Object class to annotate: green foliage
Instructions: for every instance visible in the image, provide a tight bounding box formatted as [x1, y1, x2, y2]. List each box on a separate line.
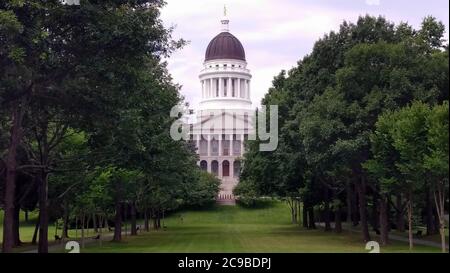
[240, 14, 448, 237]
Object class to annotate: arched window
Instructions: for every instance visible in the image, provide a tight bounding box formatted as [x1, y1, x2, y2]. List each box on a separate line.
[211, 160, 219, 176]
[200, 160, 207, 171]
[222, 160, 230, 177]
[233, 161, 241, 178]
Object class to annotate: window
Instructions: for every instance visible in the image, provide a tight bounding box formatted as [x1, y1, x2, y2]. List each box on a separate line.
[211, 161, 219, 176]
[200, 160, 207, 171]
[222, 138, 230, 156]
[233, 140, 241, 155]
[222, 160, 230, 177]
[233, 161, 241, 178]
[211, 138, 219, 156]
[199, 138, 208, 156]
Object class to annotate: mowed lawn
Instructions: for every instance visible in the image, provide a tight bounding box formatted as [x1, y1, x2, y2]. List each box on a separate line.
[82, 201, 440, 253]
[0, 211, 106, 252]
[0, 201, 442, 253]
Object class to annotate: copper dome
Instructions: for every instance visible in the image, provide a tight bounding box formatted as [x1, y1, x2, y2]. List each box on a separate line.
[205, 32, 246, 62]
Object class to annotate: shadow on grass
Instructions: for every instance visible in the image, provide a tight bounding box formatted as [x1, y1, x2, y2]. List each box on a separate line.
[235, 198, 279, 209]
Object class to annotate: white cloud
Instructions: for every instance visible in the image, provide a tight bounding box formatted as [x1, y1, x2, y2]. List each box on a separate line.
[365, 0, 381, 6]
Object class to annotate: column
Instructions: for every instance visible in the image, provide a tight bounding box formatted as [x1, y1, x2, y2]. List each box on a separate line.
[219, 78, 223, 97]
[237, 78, 241, 98]
[228, 77, 231, 97]
[209, 79, 212, 98]
[207, 134, 211, 156]
[207, 159, 211, 173]
[247, 80, 250, 99]
[218, 134, 222, 156]
[201, 81, 204, 98]
[230, 159, 234, 179]
[218, 160, 223, 178]
[231, 134, 234, 156]
[196, 134, 200, 154]
[241, 134, 244, 156]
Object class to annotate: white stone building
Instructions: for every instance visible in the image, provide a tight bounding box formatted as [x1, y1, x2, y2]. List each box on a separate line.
[190, 13, 254, 201]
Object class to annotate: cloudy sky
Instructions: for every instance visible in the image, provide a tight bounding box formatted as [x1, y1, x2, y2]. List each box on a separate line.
[160, 0, 449, 109]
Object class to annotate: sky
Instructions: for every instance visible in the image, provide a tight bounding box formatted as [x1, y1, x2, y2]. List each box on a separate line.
[160, 0, 449, 110]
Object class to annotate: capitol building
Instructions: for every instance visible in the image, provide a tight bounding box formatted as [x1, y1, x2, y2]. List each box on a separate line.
[190, 12, 255, 203]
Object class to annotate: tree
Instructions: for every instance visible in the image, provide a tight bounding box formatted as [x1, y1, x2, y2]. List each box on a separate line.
[367, 102, 447, 249]
[1, 0, 185, 252]
[424, 101, 449, 252]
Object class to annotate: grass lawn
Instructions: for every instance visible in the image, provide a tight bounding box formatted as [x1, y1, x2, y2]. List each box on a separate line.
[1, 201, 443, 253]
[82, 201, 439, 253]
[0, 210, 108, 252]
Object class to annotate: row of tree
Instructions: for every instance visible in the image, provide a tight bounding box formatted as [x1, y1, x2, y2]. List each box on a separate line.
[235, 15, 449, 252]
[1, 0, 219, 253]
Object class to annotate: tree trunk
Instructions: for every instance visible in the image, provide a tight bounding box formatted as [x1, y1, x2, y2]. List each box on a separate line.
[324, 189, 331, 231]
[357, 176, 371, 242]
[86, 215, 90, 236]
[124, 204, 128, 236]
[407, 190, 413, 250]
[2, 105, 24, 253]
[38, 172, 49, 253]
[25, 210, 29, 223]
[153, 217, 157, 230]
[307, 207, 316, 229]
[81, 214, 85, 249]
[75, 216, 78, 240]
[144, 209, 150, 232]
[93, 213, 98, 233]
[335, 208, 342, 233]
[130, 202, 137, 236]
[31, 215, 40, 245]
[426, 188, 437, 235]
[157, 216, 161, 229]
[302, 204, 308, 228]
[345, 181, 352, 223]
[113, 201, 122, 241]
[113, 179, 123, 241]
[396, 193, 405, 232]
[352, 183, 359, 226]
[433, 183, 447, 253]
[62, 201, 69, 239]
[13, 205, 21, 246]
[379, 195, 389, 246]
[371, 195, 379, 231]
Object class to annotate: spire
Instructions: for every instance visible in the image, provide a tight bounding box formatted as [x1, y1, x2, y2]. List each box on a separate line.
[221, 5, 229, 32]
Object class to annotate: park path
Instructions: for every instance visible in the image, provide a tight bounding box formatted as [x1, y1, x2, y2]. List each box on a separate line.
[316, 222, 448, 249]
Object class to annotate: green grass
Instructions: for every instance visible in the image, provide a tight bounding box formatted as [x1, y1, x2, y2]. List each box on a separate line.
[1, 202, 443, 253]
[82, 201, 439, 253]
[0, 210, 108, 252]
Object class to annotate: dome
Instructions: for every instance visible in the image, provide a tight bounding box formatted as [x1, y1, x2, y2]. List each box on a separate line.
[205, 32, 246, 62]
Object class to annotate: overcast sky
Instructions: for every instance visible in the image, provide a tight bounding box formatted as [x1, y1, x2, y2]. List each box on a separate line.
[160, 0, 449, 109]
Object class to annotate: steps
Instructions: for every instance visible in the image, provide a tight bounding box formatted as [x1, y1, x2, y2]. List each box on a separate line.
[216, 198, 236, 206]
